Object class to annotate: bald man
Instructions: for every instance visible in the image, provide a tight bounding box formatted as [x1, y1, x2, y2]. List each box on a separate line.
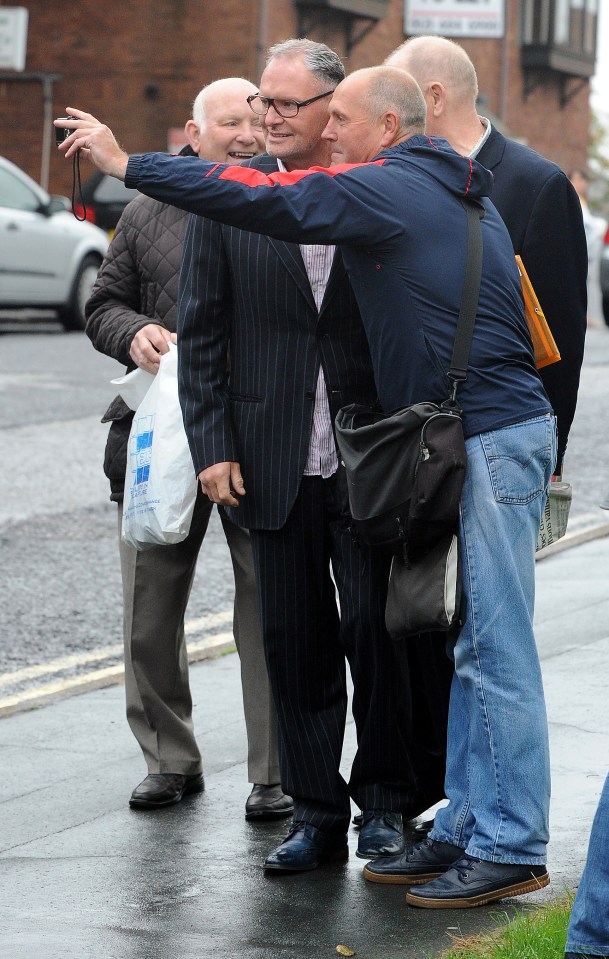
[386, 35, 587, 474]
[86, 78, 292, 821]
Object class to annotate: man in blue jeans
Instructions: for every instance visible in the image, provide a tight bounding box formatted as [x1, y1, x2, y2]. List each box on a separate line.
[56, 63, 556, 907]
[565, 772, 609, 957]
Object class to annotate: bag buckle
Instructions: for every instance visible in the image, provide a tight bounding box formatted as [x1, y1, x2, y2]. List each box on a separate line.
[441, 378, 463, 416]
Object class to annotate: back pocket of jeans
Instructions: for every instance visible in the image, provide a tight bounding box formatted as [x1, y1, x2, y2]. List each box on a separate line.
[481, 417, 552, 505]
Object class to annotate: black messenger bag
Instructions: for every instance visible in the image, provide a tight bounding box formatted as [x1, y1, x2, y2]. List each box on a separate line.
[335, 400, 467, 561]
[335, 197, 484, 565]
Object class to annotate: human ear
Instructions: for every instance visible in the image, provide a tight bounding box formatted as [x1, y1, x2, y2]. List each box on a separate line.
[380, 111, 400, 147]
[184, 119, 201, 154]
[427, 82, 445, 117]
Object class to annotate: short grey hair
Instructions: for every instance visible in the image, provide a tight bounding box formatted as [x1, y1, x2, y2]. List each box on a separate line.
[191, 89, 208, 135]
[360, 67, 427, 132]
[266, 38, 345, 89]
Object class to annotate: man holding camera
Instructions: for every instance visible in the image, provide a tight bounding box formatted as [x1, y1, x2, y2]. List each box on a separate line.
[56, 61, 556, 906]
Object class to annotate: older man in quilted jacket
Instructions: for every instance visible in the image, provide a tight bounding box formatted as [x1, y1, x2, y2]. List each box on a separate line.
[85, 77, 291, 820]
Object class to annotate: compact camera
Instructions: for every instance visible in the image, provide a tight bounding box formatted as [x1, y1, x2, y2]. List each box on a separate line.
[55, 118, 73, 147]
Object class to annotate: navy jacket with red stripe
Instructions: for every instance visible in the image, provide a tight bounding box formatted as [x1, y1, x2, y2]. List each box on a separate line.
[126, 134, 552, 441]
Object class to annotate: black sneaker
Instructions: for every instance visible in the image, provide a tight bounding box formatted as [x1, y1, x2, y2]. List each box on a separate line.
[363, 837, 464, 884]
[405, 855, 550, 908]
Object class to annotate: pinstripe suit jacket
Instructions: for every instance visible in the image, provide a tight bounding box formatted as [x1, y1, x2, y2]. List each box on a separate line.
[177, 153, 379, 531]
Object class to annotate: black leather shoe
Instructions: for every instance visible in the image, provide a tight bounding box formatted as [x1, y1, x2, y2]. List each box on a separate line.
[129, 772, 204, 809]
[245, 784, 294, 821]
[363, 837, 464, 884]
[353, 790, 445, 828]
[405, 855, 550, 908]
[264, 821, 349, 872]
[356, 810, 405, 859]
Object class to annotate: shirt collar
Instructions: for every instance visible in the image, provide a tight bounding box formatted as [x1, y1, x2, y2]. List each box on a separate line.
[468, 117, 492, 158]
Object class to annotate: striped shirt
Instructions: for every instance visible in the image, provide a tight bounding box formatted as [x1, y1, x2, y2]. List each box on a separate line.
[300, 243, 337, 477]
[277, 158, 338, 478]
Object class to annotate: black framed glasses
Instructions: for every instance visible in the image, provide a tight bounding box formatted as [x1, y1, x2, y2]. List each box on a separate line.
[246, 90, 334, 119]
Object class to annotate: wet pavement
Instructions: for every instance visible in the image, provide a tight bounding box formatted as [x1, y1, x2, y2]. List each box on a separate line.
[1, 531, 608, 959]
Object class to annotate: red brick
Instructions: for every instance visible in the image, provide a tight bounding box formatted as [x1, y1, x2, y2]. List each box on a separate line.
[0, 0, 591, 197]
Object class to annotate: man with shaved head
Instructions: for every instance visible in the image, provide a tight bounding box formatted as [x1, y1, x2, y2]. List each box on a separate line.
[59, 62, 557, 907]
[386, 35, 587, 476]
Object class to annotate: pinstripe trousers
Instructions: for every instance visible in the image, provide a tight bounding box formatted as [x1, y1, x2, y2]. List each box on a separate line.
[250, 472, 438, 834]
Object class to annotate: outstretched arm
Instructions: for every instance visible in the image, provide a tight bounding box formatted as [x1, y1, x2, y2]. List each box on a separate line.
[55, 110, 398, 248]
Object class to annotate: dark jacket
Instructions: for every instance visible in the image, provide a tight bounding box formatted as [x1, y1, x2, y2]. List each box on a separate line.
[477, 127, 587, 467]
[177, 153, 379, 530]
[85, 192, 189, 500]
[127, 135, 551, 462]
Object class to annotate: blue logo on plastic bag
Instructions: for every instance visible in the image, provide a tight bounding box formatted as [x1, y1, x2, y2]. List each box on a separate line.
[128, 414, 155, 492]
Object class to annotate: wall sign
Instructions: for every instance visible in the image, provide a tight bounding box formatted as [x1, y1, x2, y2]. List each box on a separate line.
[0, 7, 28, 71]
[405, 0, 504, 38]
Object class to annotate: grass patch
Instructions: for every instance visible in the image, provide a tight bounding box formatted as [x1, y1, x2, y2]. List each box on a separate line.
[439, 896, 572, 959]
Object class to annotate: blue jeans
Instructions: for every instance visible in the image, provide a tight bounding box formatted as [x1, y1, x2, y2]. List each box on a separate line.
[565, 771, 609, 956]
[431, 413, 556, 864]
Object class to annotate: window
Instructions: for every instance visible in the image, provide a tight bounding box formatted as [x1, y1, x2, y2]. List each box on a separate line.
[0, 166, 41, 213]
[521, 0, 598, 77]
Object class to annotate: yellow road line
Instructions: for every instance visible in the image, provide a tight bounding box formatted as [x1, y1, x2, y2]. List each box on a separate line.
[0, 664, 126, 709]
[0, 645, 123, 687]
[0, 631, 236, 717]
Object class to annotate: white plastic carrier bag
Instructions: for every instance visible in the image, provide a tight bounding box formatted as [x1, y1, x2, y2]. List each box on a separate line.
[121, 343, 197, 550]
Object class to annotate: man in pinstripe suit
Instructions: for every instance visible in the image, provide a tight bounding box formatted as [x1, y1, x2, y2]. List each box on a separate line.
[179, 40, 449, 872]
[178, 39, 451, 872]
[66, 40, 449, 872]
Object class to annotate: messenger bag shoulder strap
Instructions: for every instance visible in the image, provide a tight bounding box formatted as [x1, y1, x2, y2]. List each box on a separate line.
[446, 197, 485, 394]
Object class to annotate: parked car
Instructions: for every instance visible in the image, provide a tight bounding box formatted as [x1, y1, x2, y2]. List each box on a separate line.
[0, 155, 109, 330]
[74, 169, 139, 234]
[601, 222, 609, 325]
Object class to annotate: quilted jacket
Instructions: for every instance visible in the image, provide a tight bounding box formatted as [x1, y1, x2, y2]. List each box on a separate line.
[85, 190, 190, 501]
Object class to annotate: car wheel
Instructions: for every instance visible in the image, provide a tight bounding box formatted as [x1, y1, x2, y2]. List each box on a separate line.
[58, 254, 101, 331]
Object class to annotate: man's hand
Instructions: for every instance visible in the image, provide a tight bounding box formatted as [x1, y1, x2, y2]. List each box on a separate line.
[130, 325, 177, 374]
[54, 109, 129, 180]
[199, 462, 245, 507]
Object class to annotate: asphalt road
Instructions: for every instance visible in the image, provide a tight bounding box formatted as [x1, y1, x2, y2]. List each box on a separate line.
[0, 315, 240, 709]
[1, 314, 609, 709]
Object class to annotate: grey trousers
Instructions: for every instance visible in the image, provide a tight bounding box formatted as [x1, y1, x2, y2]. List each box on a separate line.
[117, 492, 280, 783]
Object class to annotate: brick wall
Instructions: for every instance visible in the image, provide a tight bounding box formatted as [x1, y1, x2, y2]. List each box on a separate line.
[0, 0, 592, 197]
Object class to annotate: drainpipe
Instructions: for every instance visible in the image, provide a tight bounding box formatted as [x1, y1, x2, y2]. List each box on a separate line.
[498, 0, 511, 123]
[256, 0, 268, 83]
[0, 72, 61, 190]
[40, 74, 55, 190]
